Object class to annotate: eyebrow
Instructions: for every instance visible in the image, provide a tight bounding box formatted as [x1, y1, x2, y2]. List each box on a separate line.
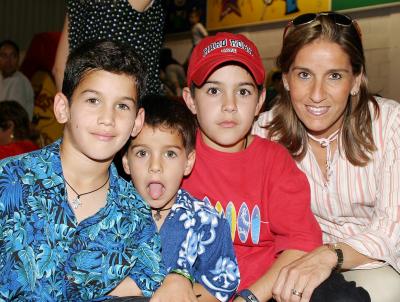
[130, 143, 184, 150]
[291, 66, 351, 73]
[80, 89, 136, 103]
[204, 80, 256, 87]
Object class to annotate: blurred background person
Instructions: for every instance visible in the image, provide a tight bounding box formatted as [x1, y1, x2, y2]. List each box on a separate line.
[0, 100, 38, 160]
[159, 48, 186, 97]
[0, 40, 34, 121]
[52, 0, 165, 94]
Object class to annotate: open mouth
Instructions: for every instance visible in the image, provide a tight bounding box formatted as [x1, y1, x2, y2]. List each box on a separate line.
[147, 182, 165, 200]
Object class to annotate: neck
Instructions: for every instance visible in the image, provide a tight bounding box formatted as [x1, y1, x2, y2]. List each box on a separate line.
[60, 141, 111, 185]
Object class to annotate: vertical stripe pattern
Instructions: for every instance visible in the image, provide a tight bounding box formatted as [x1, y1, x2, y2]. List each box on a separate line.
[253, 97, 400, 272]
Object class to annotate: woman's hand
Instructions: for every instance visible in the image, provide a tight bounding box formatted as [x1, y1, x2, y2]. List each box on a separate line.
[272, 245, 337, 302]
[150, 273, 198, 302]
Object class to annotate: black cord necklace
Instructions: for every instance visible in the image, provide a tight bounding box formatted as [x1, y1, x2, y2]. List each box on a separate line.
[151, 206, 173, 221]
[65, 174, 110, 209]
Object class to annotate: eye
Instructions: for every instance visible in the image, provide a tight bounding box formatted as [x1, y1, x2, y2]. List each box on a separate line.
[298, 71, 310, 79]
[135, 149, 148, 158]
[87, 98, 99, 104]
[117, 103, 131, 111]
[206, 87, 220, 95]
[165, 150, 177, 159]
[329, 72, 342, 80]
[238, 88, 251, 96]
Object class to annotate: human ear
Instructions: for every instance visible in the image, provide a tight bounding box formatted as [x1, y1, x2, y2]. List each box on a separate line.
[282, 74, 290, 91]
[121, 152, 132, 175]
[351, 73, 363, 96]
[183, 150, 196, 176]
[182, 87, 197, 115]
[131, 108, 144, 137]
[53, 92, 70, 124]
[255, 88, 266, 116]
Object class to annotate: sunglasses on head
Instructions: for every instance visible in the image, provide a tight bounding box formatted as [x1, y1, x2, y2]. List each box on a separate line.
[283, 12, 362, 39]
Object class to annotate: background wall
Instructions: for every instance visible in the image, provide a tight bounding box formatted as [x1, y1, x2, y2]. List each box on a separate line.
[0, 2, 399, 100]
[0, 0, 65, 51]
[165, 5, 400, 100]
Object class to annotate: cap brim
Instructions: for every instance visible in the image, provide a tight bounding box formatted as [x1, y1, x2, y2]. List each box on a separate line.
[190, 54, 264, 87]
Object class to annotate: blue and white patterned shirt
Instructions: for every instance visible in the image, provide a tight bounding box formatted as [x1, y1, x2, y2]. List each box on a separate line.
[0, 140, 166, 301]
[160, 189, 240, 302]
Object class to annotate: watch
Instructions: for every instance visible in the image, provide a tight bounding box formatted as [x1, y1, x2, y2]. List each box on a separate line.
[234, 289, 259, 302]
[326, 243, 344, 272]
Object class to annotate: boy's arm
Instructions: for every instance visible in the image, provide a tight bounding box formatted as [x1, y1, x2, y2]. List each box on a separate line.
[108, 277, 143, 297]
[150, 273, 197, 302]
[193, 283, 219, 302]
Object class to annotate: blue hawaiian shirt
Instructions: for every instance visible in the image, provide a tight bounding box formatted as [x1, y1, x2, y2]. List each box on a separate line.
[160, 189, 239, 302]
[0, 140, 166, 301]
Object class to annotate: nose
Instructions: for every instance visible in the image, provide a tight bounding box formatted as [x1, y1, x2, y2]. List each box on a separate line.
[149, 155, 162, 174]
[309, 79, 326, 103]
[222, 95, 238, 113]
[97, 106, 115, 126]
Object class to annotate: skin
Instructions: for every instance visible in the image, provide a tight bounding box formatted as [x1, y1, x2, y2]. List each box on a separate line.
[184, 64, 310, 301]
[123, 125, 196, 229]
[282, 39, 361, 139]
[0, 44, 19, 78]
[123, 125, 218, 302]
[272, 39, 374, 302]
[54, 69, 144, 297]
[0, 122, 13, 145]
[52, 0, 154, 91]
[183, 65, 265, 153]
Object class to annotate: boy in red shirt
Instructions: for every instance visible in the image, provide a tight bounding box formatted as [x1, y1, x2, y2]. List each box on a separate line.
[182, 32, 369, 302]
[181, 31, 321, 301]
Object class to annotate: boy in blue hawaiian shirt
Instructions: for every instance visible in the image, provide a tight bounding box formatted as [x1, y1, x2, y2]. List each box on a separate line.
[0, 40, 166, 301]
[122, 95, 240, 302]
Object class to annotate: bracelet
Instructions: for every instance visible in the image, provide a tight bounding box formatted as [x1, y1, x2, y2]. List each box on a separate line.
[325, 243, 344, 272]
[170, 268, 195, 286]
[234, 289, 259, 302]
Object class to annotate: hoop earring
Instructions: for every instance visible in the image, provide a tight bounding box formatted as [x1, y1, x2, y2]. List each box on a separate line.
[351, 90, 359, 96]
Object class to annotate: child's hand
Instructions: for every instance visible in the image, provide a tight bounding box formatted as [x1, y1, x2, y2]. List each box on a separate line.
[150, 273, 198, 302]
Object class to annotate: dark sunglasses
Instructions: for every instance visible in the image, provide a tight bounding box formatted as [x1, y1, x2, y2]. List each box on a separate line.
[283, 12, 362, 39]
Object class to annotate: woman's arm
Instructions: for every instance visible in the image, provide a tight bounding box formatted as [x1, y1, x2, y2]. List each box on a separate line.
[271, 243, 375, 302]
[234, 249, 306, 301]
[52, 15, 69, 91]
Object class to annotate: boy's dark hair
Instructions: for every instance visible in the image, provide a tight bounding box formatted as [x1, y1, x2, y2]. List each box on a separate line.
[0, 39, 19, 54]
[140, 94, 197, 153]
[62, 40, 148, 103]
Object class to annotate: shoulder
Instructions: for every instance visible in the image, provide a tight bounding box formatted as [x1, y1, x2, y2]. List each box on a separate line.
[13, 71, 31, 85]
[176, 189, 224, 219]
[111, 172, 155, 222]
[251, 135, 293, 159]
[252, 110, 275, 138]
[0, 141, 58, 172]
[373, 97, 400, 120]
[370, 97, 400, 150]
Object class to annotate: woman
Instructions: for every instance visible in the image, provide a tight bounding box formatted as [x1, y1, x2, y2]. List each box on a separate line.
[52, 0, 164, 94]
[0, 100, 38, 160]
[253, 12, 400, 302]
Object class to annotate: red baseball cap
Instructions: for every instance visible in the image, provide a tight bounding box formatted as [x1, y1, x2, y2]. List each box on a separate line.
[187, 32, 265, 87]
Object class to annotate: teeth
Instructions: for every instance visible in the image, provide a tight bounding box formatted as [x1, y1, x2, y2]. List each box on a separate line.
[306, 106, 329, 116]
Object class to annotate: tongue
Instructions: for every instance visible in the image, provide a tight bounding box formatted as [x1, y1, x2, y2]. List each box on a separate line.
[149, 183, 164, 199]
